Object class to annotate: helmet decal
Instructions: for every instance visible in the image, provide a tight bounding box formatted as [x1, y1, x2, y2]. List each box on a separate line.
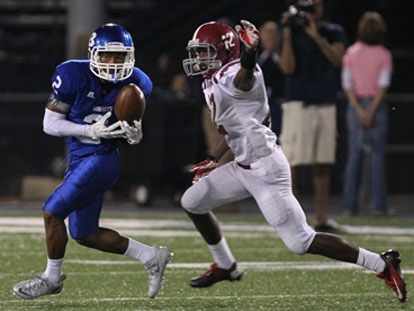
[222, 32, 237, 50]
[89, 32, 97, 49]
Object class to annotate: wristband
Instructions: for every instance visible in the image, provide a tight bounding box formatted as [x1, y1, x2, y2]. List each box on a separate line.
[240, 49, 257, 70]
[207, 155, 219, 163]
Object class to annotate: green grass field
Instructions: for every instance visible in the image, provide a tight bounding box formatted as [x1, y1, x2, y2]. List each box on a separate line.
[0, 211, 413, 311]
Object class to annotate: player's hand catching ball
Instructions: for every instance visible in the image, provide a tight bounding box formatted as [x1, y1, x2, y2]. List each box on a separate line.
[190, 156, 219, 184]
[120, 120, 143, 145]
[89, 112, 126, 140]
[235, 20, 259, 51]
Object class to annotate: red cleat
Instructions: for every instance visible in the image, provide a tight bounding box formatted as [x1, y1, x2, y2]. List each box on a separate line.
[377, 249, 407, 303]
[190, 262, 243, 288]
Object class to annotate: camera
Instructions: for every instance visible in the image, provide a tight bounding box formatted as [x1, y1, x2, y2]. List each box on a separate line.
[286, 0, 315, 31]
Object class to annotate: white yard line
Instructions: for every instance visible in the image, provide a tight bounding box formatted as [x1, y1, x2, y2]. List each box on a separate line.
[1, 266, 413, 278]
[61, 260, 414, 274]
[64, 260, 361, 270]
[0, 217, 414, 235]
[0, 226, 270, 238]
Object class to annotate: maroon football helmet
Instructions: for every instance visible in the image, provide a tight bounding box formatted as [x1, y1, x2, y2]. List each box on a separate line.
[183, 21, 240, 78]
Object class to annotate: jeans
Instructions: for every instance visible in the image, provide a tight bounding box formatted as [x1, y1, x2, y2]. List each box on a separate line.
[343, 98, 388, 213]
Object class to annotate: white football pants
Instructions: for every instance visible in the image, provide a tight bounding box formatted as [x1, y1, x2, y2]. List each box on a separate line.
[181, 146, 316, 255]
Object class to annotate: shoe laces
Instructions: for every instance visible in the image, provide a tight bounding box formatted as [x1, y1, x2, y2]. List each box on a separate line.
[23, 276, 47, 291]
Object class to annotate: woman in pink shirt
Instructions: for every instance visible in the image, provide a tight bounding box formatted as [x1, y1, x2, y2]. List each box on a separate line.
[342, 12, 392, 216]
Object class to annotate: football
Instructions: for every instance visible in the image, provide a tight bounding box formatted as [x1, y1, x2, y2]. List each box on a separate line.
[114, 83, 146, 124]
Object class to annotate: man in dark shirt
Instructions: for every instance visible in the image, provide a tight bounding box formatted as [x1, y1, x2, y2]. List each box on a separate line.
[279, 0, 347, 232]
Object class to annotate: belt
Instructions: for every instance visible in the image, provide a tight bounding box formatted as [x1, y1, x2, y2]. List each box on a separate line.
[237, 162, 251, 170]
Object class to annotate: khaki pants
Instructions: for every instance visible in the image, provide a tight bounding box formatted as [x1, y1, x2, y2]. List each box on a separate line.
[279, 101, 336, 167]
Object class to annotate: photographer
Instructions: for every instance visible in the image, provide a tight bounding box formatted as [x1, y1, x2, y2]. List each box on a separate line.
[279, 0, 348, 232]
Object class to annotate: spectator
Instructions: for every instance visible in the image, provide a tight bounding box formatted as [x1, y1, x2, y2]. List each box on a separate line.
[169, 73, 190, 99]
[279, 0, 347, 232]
[342, 11, 392, 216]
[151, 51, 176, 90]
[258, 21, 285, 136]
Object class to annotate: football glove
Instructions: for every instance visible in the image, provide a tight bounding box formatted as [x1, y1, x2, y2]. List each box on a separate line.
[190, 156, 219, 184]
[120, 120, 143, 145]
[235, 20, 259, 50]
[89, 112, 125, 139]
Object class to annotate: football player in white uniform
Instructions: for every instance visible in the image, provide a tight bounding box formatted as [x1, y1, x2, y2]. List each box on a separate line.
[181, 20, 406, 303]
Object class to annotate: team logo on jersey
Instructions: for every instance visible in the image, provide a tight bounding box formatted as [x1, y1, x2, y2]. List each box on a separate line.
[87, 91, 96, 99]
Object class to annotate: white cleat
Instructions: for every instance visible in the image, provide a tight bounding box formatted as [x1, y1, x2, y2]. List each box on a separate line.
[13, 274, 66, 300]
[145, 245, 173, 298]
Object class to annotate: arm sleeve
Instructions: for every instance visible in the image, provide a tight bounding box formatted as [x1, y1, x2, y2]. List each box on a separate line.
[43, 108, 91, 137]
[378, 51, 392, 87]
[378, 69, 391, 88]
[341, 66, 353, 90]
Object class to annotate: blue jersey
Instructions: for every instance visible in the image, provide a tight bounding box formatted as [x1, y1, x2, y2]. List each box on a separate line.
[51, 60, 152, 157]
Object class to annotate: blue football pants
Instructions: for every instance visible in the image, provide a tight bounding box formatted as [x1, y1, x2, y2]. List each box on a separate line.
[43, 150, 120, 239]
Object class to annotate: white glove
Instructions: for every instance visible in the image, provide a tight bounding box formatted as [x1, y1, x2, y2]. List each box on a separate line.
[235, 20, 260, 50]
[89, 112, 125, 139]
[120, 120, 143, 145]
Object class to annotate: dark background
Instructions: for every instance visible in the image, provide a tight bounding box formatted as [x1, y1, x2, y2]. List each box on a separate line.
[0, 0, 413, 200]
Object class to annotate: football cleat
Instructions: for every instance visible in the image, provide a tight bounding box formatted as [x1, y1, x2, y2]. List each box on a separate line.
[145, 245, 173, 298]
[377, 249, 407, 303]
[190, 262, 243, 288]
[13, 274, 66, 300]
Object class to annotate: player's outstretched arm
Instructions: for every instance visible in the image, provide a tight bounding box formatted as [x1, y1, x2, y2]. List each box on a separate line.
[43, 100, 124, 139]
[234, 20, 259, 91]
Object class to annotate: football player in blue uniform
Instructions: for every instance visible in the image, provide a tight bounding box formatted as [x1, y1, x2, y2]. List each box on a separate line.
[13, 23, 172, 300]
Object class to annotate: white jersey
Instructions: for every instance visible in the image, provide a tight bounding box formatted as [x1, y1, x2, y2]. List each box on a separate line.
[202, 59, 277, 165]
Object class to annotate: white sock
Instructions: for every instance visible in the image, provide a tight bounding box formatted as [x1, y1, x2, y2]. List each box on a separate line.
[44, 257, 64, 285]
[208, 237, 236, 269]
[356, 248, 386, 274]
[124, 238, 155, 264]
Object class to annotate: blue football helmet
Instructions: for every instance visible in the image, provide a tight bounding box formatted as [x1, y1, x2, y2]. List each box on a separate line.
[88, 23, 135, 82]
